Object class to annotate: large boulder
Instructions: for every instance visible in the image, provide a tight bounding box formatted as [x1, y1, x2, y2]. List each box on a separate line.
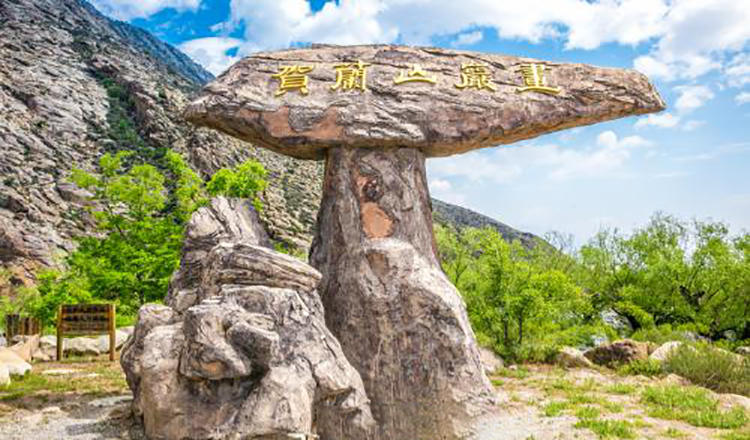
[0, 348, 32, 375]
[9, 334, 40, 362]
[649, 341, 683, 362]
[584, 339, 649, 368]
[554, 347, 595, 369]
[166, 196, 272, 313]
[121, 199, 374, 440]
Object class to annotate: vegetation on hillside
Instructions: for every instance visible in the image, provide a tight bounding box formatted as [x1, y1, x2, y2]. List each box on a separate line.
[0, 150, 267, 326]
[436, 213, 750, 362]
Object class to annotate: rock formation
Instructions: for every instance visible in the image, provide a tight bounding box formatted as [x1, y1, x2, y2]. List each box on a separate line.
[584, 339, 650, 367]
[186, 44, 666, 439]
[121, 197, 374, 440]
[0, 2, 537, 285]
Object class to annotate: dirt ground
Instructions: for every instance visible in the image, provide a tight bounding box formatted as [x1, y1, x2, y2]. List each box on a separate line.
[0, 361, 747, 439]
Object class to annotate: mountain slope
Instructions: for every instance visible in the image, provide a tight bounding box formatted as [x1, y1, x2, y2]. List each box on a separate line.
[0, 0, 539, 285]
[432, 199, 540, 247]
[0, 0, 321, 282]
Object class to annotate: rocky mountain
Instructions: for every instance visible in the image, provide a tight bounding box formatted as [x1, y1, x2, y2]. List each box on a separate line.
[0, 0, 537, 285]
[432, 199, 540, 247]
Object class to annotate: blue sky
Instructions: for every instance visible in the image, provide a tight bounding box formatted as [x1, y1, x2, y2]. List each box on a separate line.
[91, 0, 750, 244]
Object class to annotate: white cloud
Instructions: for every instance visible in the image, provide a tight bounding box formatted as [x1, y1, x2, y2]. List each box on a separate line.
[179, 37, 243, 75]
[547, 131, 651, 181]
[429, 179, 452, 192]
[736, 92, 750, 105]
[635, 85, 713, 131]
[681, 119, 705, 131]
[674, 85, 714, 113]
[90, 0, 201, 20]
[429, 131, 651, 184]
[635, 113, 681, 129]
[727, 53, 750, 87]
[451, 31, 483, 47]
[633, 0, 750, 81]
[217, 0, 674, 53]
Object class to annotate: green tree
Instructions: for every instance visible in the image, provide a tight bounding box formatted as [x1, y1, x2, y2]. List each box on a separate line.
[14, 151, 270, 323]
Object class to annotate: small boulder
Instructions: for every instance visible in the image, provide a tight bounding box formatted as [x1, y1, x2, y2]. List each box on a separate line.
[478, 347, 504, 375]
[94, 330, 130, 353]
[649, 341, 683, 362]
[660, 373, 691, 387]
[65, 337, 101, 356]
[736, 346, 750, 357]
[0, 348, 32, 375]
[584, 339, 648, 368]
[720, 394, 750, 412]
[554, 347, 595, 369]
[10, 334, 40, 362]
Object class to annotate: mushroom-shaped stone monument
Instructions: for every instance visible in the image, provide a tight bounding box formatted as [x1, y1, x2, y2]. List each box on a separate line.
[185, 45, 665, 439]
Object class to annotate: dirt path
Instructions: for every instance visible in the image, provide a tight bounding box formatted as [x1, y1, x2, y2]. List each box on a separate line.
[0, 362, 747, 439]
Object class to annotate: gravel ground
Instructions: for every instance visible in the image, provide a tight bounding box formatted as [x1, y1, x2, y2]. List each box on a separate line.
[0, 395, 146, 440]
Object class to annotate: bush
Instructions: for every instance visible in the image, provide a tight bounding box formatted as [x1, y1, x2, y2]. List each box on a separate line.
[631, 324, 703, 345]
[642, 384, 748, 429]
[618, 359, 663, 377]
[663, 343, 750, 396]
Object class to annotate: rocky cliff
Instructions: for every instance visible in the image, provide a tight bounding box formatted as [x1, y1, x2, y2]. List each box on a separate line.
[0, 0, 536, 284]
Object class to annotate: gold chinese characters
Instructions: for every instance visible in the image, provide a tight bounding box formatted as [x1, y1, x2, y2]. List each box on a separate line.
[271, 61, 562, 97]
[271, 65, 314, 96]
[516, 63, 561, 95]
[331, 60, 370, 91]
[455, 62, 497, 91]
[394, 65, 437, 85]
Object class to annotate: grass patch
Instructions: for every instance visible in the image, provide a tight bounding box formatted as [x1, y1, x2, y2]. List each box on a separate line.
[575, 419, 636, 439]
[0, 359, 127, 404]
[721, 431, 750, 440]
[662, 427, 687, 438]
[490, 379, 504, 387]
[600, 401, 625, 413]
[641, 385, 748, 429]
[605, 383, 638, 395]
[617, 359, 663, 377]
[663, 343, 750, 397]
[495, 366, 531, 379]
[575, 405, 601, 420]
[542, 401, 570, 417]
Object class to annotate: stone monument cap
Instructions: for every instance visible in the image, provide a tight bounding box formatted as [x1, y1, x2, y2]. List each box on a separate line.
[185, 44, 665, 160]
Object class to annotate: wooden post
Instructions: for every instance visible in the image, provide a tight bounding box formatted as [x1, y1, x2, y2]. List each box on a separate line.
[56, 305, 63, 361]
[108, 304, 116, 361]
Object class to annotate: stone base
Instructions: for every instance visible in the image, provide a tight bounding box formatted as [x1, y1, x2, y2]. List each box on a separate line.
[311, 147, 496, 439]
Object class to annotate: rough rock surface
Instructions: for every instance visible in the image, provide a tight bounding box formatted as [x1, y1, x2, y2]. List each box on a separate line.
[166, 196, 273, 313]
[186, 44, 666, 160]
[478, 347, 504, 375]
[649, 341, 683, 362]
[584, 339, 649, 367]
[554, 347, 595, 369]
[0, 0, 325, 281]
[310, 147, 496, 439]
[121, 199, 374, 440]
[0, 348, 32, 376]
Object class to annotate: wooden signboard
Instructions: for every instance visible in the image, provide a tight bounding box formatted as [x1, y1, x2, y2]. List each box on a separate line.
[57, 304, 116, 361]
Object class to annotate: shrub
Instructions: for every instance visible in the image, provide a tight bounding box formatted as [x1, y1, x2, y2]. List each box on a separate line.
[631, 324, 702, 345]
[618, 359, 663, 377]
[663, 343, 750, 396]
[642, 384, 748, 429]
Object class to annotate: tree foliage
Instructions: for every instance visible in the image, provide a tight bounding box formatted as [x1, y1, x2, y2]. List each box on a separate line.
[9, 151, 267, 325]
[435, 213, 750, 362]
